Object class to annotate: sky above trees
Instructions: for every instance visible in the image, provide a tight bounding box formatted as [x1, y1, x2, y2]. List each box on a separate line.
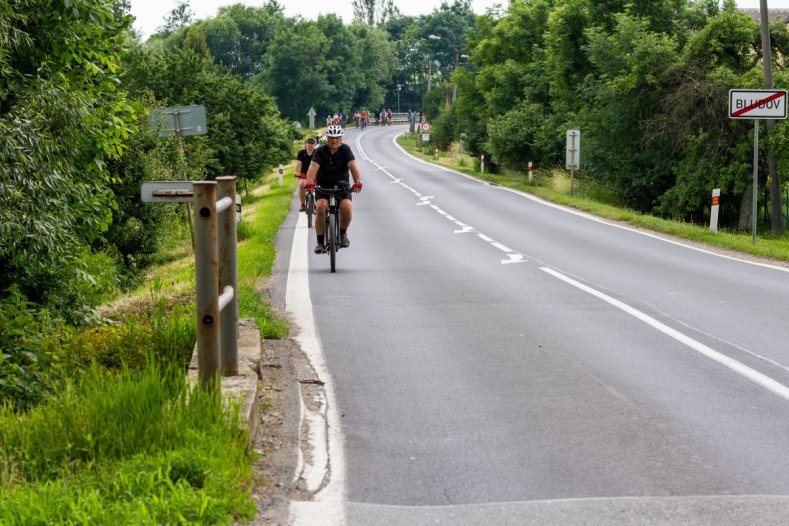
[128, 0, 503, 38]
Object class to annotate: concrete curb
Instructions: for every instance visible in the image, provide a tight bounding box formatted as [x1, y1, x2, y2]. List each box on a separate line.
[188, 317, 261, 444]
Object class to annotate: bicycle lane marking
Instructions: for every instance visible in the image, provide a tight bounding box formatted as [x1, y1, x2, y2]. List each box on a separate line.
[286, 210, 348, 525]
[355, 132, 527, 265]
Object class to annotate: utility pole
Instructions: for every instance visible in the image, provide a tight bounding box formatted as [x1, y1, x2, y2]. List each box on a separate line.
[451, 47, 459, 103]
[427, 55, 433, 93]
[760, 0, 784, 234]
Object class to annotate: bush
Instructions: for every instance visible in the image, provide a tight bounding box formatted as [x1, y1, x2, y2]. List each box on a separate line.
[0, 288, 66, 412]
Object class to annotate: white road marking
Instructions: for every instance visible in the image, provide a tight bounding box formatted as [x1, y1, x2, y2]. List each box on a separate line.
[362, 139, 528, 264]
[286, 211, 348, 517]
[502, 254, 527, 265]
[540, 266, 789, 402]
[391, 131, 789, 275]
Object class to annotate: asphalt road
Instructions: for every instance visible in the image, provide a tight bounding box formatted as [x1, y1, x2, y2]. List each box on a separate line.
[285, 124, 789, 524]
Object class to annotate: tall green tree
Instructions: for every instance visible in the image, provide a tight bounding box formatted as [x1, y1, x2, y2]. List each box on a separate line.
[1, 0, 135, 315]
[122, 31, 292, 185]
[353, 0, 399, 25]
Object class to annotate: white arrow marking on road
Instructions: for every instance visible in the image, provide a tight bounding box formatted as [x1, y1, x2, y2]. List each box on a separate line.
[502, 254, 527, 264]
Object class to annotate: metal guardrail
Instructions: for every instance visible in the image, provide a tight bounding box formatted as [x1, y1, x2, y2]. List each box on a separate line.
[141, 176, 239, 387]
[194, 177, 239, 384]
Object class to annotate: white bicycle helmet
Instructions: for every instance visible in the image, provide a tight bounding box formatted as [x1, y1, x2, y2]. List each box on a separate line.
[326, 124, 344, 137]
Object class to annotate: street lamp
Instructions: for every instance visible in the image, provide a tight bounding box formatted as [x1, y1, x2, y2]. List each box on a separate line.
[427, 34, 441, 93]
[428, 34, 464, 103]
[397, 84, 402, 113]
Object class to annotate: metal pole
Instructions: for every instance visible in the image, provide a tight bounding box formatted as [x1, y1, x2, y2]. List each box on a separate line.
[753, 119, 759, 245]
[173, 110, 184, 152]
[452, 47, 459, 103]
[570, 133, 576, 196]
[216, 176, 239, 376]
[193, 181, 221, 387]
[427, 54, 434, 93]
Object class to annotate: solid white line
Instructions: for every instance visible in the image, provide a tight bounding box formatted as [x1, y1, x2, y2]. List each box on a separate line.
[286, 212, 347, 504]
[540, 266, 789, 402]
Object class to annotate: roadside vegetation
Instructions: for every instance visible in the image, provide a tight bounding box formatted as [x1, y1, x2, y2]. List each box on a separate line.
[0, 166, 297, 524]
[398, 132, 789, 262]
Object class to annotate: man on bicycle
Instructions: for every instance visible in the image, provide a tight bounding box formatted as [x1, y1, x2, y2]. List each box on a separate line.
[294, 137, 316, 212]
[305, 124, 362, 254]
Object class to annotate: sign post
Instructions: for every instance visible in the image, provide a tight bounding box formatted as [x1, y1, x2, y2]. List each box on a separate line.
[421, 121, 431, 143]
[149, 105, 207, 151]
[566, 130, 580, 195]
[728, 89, 788, 244]
[307, 107, 316, 130]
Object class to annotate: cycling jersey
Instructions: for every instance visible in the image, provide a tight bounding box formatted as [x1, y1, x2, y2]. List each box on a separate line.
[312, 143, 355, 188]
[296, 148, 314, 178]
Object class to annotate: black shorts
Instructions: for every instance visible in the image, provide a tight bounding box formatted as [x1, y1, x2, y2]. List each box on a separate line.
[316, 183, 352, 202]
[316, 189, 352, 202]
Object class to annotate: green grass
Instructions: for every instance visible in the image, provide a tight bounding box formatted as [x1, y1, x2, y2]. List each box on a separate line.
[396, 133, 789, 262]
[0, 363, 254, 525]
[236, 176, 297, 339]
[0, 167, 299, 524]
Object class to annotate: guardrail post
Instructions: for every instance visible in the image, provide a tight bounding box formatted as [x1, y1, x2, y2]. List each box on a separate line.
[194, 181, 221, 386]
[217, 176, 239, 375]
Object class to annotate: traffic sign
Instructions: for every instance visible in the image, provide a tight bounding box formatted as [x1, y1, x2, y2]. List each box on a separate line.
[421, 121, 431, 131]
[566, 129, 580, 170]
[141, 181, 193, 202]
[729, 89, 788, 120]
[149, 105, 207, 137]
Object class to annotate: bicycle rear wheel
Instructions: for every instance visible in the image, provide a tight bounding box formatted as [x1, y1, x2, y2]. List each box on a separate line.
[328, 213, 337, 272]
[306, 193, 315, 228]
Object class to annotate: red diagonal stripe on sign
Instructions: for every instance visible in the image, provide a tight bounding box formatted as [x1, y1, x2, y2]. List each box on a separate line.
[732, 91, 785, 117]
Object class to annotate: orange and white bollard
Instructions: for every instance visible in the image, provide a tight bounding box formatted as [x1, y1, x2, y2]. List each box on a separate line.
[710, 188, 720, 234]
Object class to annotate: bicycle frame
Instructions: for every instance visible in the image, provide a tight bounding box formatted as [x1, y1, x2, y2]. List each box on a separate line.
[317, 185, 347, 273]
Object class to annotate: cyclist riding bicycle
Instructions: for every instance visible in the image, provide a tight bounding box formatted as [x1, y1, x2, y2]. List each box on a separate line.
[305, 124, 362, 254]
[294, 137, 316, 211]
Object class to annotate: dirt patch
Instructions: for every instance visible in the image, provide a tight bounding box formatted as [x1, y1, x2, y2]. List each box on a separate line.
[246, 338, 302, 525]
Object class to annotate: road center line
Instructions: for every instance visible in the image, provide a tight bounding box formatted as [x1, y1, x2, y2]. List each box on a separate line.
[540, 266, 789, 402]
[362, 135, 526, 264]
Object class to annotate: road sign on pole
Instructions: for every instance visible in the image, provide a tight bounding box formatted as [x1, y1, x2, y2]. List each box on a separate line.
[149, 105, 207, 138]
[729, 89, 788, 244]
[566, 129, 580, 195]
[729, 89, 788, 119]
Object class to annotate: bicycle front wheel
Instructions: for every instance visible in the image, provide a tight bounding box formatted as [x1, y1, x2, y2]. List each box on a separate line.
[306, 193, 315, 228]
[328, 213, 337, 272]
